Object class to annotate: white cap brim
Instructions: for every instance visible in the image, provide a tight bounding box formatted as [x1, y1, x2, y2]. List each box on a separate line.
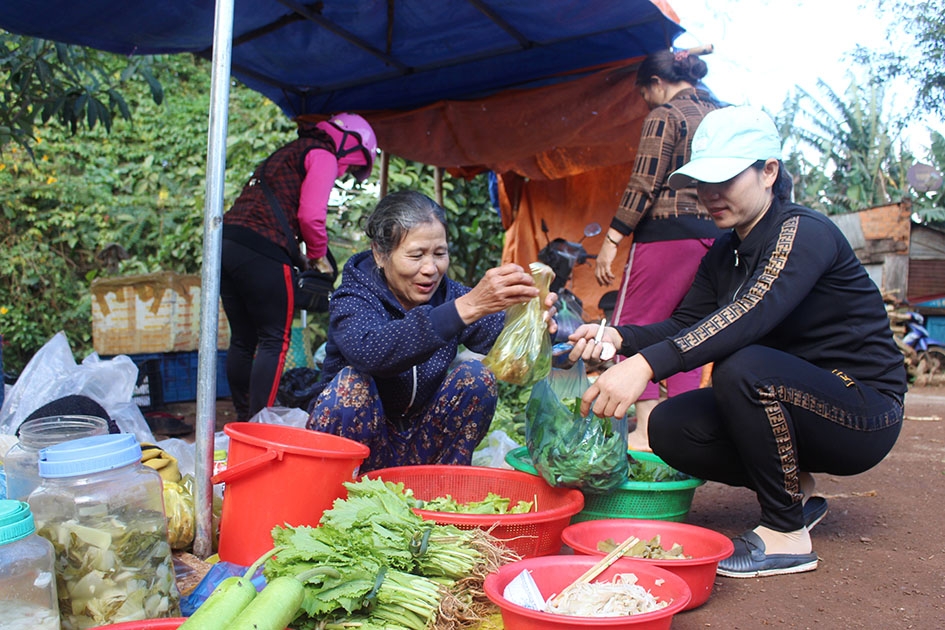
[668, 156, 758, 190]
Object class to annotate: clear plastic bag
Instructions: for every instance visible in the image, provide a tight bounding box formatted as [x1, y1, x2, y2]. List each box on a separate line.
[0, 332, 153, 441]
[482, 262, 554, 386]
[471, 429, 522, 469]
[552, 291, 585, 344]
[524, 369, 629, 494]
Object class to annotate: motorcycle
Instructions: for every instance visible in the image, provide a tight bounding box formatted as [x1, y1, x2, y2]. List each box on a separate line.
[537, 220, 601, 340]
[538, 219, 601, 314]
[902, 311, 945, 376]
[903, 311, 943, 352]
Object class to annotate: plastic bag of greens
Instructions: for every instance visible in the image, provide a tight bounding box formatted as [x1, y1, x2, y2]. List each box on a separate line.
[524, 377, 628, 494]
[547, 359, 591, 401]
[482, 262, 554, 386]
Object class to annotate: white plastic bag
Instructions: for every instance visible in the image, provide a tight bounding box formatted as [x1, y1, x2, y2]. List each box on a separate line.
[251, 406, 310, 428]
[0, 332, 154, 442]
[471, 429, 521, 469]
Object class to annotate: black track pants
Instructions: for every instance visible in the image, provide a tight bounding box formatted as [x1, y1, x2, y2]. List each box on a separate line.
[220, 238, 293, 421]
[649, 345, 903, 532]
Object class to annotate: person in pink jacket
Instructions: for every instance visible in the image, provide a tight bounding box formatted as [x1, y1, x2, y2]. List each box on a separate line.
[221, 113, 377, 421]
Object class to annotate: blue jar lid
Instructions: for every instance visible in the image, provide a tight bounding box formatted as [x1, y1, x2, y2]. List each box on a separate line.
[0, 500, 35, 545]
[38, 433, 142, 478]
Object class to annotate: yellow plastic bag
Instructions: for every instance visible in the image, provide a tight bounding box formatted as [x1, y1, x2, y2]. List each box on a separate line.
[163, 473, 196, 550]
[482, 262, 554, 386]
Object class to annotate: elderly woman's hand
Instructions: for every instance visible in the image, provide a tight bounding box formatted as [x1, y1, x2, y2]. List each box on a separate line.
[455, 263, 540, 324]
[543, 292, 559, 336]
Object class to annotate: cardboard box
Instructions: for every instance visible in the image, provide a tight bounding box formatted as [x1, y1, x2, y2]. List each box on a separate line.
[91, 272, 230, 356]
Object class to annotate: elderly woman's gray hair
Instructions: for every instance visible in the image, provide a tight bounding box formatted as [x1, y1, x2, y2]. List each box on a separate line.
[365, 190, 449, 259]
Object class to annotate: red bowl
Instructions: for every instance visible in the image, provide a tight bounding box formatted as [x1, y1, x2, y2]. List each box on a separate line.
[484, 554, 691, 630]
[561, 519, 734, 610]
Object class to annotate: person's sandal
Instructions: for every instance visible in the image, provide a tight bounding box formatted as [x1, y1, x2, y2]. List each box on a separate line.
[803, 496, 828, 531]
[716, 530, 818, 578]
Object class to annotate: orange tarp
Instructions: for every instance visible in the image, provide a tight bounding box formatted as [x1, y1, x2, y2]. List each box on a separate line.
[363, 59, 655, 321]
[365, 58, 650, 180]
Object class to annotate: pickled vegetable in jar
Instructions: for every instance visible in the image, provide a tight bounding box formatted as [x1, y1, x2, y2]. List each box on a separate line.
[28, 433, 180, 630]
[0, 499, 60, 630]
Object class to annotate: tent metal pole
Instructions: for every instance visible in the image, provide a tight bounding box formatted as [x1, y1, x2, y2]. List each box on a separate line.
[193, 0, 234, 559]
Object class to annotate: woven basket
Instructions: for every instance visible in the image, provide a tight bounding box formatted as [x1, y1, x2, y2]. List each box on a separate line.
[505, 447, 703, 522]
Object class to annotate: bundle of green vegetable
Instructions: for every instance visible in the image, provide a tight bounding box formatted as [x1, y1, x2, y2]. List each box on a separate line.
[525, 381, 629, 494]
[257, 477, 519, 630]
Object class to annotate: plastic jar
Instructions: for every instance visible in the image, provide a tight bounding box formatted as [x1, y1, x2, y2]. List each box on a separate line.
[4, 414, 110, 501]
[0, 499, 60, 629]
[28, 433, 180, 630]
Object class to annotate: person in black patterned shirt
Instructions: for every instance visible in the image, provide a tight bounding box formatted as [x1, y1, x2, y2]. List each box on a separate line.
[570, 106, 907, 578]
[595, 49, 724, 452]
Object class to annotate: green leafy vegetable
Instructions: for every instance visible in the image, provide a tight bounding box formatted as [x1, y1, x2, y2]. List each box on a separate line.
[262, 477, 519, 630]
[627, 458, 691, 483]
[420, 492, 533, 514]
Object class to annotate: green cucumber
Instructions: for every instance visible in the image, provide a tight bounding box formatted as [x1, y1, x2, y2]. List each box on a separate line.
[178, 576, 257, 629]
[229, 575, 305, 630]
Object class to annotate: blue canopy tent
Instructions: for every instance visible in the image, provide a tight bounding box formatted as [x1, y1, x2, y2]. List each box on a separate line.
[0, 0, 687, 557]
[0, 1, 683, 117]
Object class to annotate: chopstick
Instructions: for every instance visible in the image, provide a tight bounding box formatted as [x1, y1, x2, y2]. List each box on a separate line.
[594, 317, 607, 345]
[551, 534, 639, 604]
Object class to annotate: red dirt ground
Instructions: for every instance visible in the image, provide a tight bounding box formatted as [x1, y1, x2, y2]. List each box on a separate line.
[160, 385, 945, 629]
[674, 385, 945, 629]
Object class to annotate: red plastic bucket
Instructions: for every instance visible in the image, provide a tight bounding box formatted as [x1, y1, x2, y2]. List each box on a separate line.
[212, 422, 369, 565]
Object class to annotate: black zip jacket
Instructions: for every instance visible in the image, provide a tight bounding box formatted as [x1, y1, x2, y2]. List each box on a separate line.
[617, 198, 908, 400]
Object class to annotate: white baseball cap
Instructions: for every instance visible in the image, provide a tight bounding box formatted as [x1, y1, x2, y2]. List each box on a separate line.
[668, 105, 783, 190]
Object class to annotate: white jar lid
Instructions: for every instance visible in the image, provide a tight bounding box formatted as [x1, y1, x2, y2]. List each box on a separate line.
[38, 433, 142, 478]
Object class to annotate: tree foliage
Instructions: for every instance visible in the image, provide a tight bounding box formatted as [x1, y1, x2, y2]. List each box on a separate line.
[863, 0, 945, 117]
[777, 74, 911, 215]
[0, 47, 502, 375]
[1, 30, 163, 155]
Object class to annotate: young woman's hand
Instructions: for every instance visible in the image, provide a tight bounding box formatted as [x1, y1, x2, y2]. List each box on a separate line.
[580, 353, 654, 419]
[565, 323, 622, 369]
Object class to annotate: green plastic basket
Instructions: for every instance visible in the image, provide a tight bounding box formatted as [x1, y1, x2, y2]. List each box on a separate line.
[505, 446, 704, 523]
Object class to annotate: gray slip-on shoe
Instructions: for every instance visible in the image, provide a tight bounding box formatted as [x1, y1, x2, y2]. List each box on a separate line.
[803, 496, 828, 531]
[717, 530, 819, 578]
